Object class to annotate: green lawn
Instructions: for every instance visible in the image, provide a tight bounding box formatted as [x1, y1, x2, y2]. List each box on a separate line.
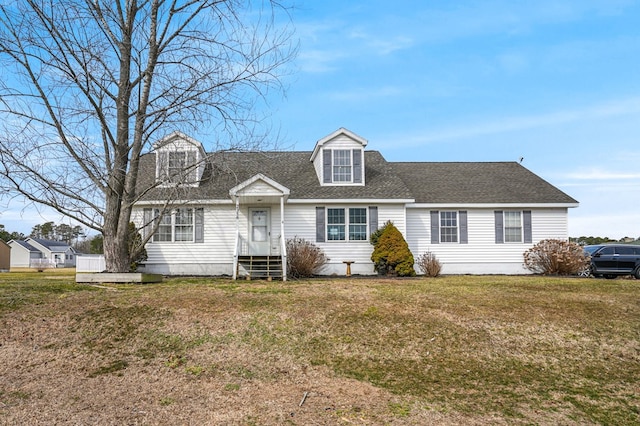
[1, 271, 638, 425]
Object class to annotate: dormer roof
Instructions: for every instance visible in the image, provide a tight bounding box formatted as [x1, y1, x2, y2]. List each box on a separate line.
[152, 131, 206, 155]
[310, 127, 368, 162]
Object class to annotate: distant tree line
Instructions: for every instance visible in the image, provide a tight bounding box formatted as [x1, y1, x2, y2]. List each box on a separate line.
[570, 236, 640, 246]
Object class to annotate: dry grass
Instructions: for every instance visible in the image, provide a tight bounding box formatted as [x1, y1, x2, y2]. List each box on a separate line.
[1, 270, 639, 425]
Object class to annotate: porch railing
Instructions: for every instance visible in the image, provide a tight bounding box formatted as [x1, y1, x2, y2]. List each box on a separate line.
[232, 233, 287, 280]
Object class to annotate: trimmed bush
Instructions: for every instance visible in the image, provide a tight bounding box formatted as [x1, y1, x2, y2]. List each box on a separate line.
[417, 251, 442, 277]
[523, 239, 589, 275]
[286, 236, 328, 278]
[371, 221, 416, 277]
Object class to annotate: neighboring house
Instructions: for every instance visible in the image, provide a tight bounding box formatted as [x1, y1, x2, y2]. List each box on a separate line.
[9, 238, 76, 268]
[133, 128, 578, 279]
[0, 240, 10, 271]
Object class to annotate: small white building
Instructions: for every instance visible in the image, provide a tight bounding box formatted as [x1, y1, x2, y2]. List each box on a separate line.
[132, 128, 579, 279]
[9, 238, 76, 269]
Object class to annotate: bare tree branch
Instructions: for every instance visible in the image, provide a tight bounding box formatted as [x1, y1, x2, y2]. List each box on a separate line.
[0, 0, 296, 271]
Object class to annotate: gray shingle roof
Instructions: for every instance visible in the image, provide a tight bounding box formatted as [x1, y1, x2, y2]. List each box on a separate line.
[135, 151, 577, 205]
[11, 240, 38, 251]
[137, 151, 414, 201]
[29, 238, 72, 251]
[392, 162, 578, 204]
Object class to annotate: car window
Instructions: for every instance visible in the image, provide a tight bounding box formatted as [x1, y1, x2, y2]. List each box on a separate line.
[583, 246, 602, 255]
[599, 247, 615, 255]
[616, 246, 635, 255]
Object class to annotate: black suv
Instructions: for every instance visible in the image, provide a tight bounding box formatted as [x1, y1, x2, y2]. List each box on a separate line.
[584, 244, 640, 279]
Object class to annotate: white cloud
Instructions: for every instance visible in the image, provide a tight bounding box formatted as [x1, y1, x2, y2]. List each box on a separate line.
[378, 96, 640, 148]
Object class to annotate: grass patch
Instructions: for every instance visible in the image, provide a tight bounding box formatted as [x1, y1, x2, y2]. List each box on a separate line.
[1, 273, 638, 424]
[88, 359, 129, 378]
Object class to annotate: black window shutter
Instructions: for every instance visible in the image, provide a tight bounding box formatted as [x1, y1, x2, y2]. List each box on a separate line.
[430, 211, 439, 244]
[323, 150, 332, 183]
[523, 210, 532, 243]
[495, 211, 504, 244]
[459, 211, 468, 244]
[195, 208, 204, 243]
[368, 206, 378, 237]
[353, 149, 362, 183]
[316, 207, 325, 242]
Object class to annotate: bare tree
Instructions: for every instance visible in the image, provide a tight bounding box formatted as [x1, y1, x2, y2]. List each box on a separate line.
[0, 0, 295, 272]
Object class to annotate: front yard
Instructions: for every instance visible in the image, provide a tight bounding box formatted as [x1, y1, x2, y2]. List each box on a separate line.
[1, 271, 638, 424]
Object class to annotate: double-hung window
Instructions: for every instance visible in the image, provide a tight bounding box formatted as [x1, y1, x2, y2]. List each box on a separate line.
[440, 211, 458, 243]
[349, 208, 367, 240]
[327, 207, 367, 241]
[504, 211, 522, 243]
[168, 152, 186, 178]
[153, 208, 194, 242]
[332, 150, 352, 182]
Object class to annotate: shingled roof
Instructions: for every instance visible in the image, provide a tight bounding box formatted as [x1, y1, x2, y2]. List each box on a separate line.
[137, 150, 415, 201]
[392, 162, 578, 204]
[135, 151, 577, 205]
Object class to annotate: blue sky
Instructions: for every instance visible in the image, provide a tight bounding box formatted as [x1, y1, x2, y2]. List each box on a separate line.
[1, 0, 639, 239]
[268, 0, 639, 239]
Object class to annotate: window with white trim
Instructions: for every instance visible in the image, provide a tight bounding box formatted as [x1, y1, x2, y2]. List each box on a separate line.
[504, 211, 522, 243]
[333, 150, 352, 182]
[168, 151, 187, 177]
[440, 211, 458, 243]
[153, 208, 195, 242]
[327, 207, 367, 241]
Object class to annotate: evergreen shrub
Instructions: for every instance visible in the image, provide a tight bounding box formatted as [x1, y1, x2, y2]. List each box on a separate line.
[370, 221, 416, 276]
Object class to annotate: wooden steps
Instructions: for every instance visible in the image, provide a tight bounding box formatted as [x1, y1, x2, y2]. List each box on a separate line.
[237, 255, 283, 280]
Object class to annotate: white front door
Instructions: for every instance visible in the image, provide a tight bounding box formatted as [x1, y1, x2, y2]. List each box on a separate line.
[249, 208, 271, 255]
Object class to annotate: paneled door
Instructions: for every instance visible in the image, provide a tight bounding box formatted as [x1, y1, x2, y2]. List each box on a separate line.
[248, 208, 271, 255]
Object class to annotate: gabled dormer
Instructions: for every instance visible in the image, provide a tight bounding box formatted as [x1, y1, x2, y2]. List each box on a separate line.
[153, 132, 206, 187]
[310, 128, 367, 186]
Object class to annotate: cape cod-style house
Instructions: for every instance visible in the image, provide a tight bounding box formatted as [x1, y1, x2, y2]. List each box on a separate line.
[133, 128, 578, 279]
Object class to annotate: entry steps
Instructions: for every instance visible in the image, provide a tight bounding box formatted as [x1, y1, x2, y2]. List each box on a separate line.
[237, 255, 283, 280]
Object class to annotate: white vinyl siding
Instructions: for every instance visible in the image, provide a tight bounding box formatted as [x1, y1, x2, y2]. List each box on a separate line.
[406, 208, 570, 274]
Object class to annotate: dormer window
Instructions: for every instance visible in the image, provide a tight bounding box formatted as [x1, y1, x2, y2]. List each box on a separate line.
[153, 132, 206, 187]
[322, 148, 363, 185]
[168, 152, 187, 177]
[333, 150, 352, 182]
[310, 128, 367, 186]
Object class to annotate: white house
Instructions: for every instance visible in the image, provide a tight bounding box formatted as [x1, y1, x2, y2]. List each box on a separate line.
[133, 128, 578, 279]
[9, 238, 76, 268]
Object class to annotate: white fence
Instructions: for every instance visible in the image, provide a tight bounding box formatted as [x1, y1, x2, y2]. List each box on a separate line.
[76, 255, 106, 273]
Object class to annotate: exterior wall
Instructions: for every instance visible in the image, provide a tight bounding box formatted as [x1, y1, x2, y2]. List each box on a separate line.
[0, 242, 10, 271]
[285, 203, 406, 275]
[135, 204, 237, 276]
[406, 207, 570, 274]
[136, 203, 570, 277]
[8, 245, 40, 268]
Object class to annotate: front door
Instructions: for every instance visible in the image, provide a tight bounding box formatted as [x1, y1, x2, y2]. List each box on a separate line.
[249, 208, 271, 255]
